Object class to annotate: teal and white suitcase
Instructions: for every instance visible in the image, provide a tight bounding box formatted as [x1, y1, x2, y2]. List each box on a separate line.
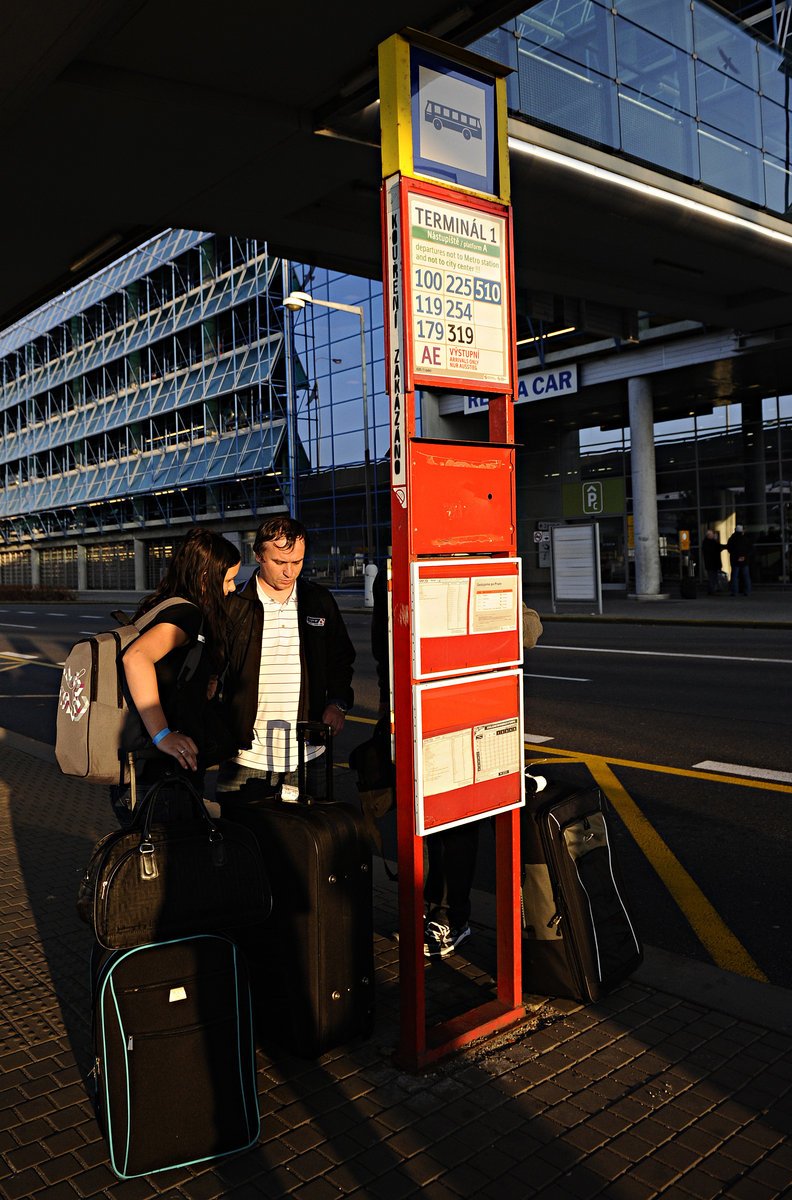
[92, 934, 259, 1179]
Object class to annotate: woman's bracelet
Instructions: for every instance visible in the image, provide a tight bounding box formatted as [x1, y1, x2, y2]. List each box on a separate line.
[152, 726, 171, 746]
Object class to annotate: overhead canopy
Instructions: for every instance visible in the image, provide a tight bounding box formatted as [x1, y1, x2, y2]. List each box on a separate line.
[1, 0, 792, 339]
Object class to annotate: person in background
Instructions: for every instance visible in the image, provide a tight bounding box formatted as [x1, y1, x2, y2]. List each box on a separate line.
[702, 529, 726, 595]
[120, 527, 241, 821]
[364, 560, 544, 959]
[726, 524, 752, 597]
[216, 516, 355, 809]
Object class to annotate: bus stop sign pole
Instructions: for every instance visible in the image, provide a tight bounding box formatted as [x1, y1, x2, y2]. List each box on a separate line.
[379, 30, 525, 1070]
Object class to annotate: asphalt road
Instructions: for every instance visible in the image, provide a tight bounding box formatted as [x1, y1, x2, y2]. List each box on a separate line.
[1, 603, 790, 989]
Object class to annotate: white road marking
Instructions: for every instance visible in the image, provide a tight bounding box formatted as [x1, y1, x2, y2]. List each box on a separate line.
[46, 612, 67, 617]
[537, 644, 792, 665]
[79, 615, 104, 620]
[693, 760, 792, 785]
[0, 622, 35, 629]
[0, 652, 40, 660]
[17, 610, 35, 614]
[524, 733, 554, 744]
[527, 672, 590, 682]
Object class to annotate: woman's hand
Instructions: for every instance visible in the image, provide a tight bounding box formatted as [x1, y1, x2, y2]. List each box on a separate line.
[157, 731, 199, 772]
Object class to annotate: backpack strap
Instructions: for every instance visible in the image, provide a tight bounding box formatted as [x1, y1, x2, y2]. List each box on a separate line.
[133, 596, 206, 685]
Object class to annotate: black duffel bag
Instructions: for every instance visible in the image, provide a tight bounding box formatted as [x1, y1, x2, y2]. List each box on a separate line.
[77, 773, 272, 948]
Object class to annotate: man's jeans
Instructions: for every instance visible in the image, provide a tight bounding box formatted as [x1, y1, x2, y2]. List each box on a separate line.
[730, 563, 752, 596]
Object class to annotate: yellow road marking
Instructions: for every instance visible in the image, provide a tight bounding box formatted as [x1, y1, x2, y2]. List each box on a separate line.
[587, 758, 768, 982]
[347, 714, 378, 726]
[525, 742, 792, 795]
[525, 744, 770, 982]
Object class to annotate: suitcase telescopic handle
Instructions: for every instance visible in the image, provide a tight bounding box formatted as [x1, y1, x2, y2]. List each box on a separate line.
[296, 720, 333, 804]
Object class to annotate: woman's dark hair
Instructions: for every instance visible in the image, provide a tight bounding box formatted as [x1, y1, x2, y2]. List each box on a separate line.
[135, 528, 241, 666]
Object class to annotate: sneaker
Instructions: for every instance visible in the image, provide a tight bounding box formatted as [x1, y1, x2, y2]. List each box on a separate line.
[423, 921, 471, 958]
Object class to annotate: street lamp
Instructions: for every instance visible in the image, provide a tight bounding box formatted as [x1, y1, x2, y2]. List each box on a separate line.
[284, 289, 376, 583]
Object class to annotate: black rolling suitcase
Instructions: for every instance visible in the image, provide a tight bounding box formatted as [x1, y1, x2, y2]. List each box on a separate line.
[521, 776, 642, 1002]
[92, 934, 259, 1179]
[227, 722, 375, 1057]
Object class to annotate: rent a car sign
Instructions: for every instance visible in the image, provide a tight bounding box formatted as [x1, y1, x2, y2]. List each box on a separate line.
[463, 363, 578, 413]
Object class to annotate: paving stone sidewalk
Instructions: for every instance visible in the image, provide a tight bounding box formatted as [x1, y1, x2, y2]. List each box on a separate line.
[1, 745, 791, 1200]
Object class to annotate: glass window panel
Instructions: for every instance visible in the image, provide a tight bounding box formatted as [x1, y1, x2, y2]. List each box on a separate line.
[516, 0, 615, 77]
[368, 293, 384, 331]
[328, 278, 371, 307]
[614, 0, 691, 51]
[764, 153, 792, 217]
[761, 97, 792, 161]
[328, 399, 363, 435]
[615, 18, 694, 115]
[326, 308, 360, 341]
[618, 87, 698, 177]
[698, 124, 764, 206]
[696, 403, 740, 433]
[693, 3, 758, 91]
[758, 42, 792, 106]
[696, 62, 761, 148]
[518, 47, 618, 148]
[325, 365, 363, 404]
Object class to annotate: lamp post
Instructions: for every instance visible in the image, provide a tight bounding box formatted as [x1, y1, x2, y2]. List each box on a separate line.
[284, 289, 376, 589]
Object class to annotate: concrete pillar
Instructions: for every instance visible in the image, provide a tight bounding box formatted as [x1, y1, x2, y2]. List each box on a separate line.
[628, 376, 663, 597]
[30, 548, 40, 587]
[76, 544, 88, 592]
[742, 397, 768, 530]
[134, 539, 147, 591]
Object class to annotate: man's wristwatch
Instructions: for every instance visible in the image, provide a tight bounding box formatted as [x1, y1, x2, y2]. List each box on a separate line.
[330, 701, 349, 714]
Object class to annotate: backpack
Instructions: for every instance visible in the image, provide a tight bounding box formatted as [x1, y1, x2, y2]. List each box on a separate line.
[56, 597, 204, 786]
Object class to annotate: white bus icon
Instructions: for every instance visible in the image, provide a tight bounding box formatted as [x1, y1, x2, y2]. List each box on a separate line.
[425, 100, 482, 141]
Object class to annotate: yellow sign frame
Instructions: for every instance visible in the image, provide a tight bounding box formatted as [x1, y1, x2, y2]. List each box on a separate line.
[378, 29, 511, 205]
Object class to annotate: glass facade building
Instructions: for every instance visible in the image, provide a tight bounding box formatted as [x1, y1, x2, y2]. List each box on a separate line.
[474, 0, 792, 217]
[0, 0, 790, 593]
[0, 233, 390, 588]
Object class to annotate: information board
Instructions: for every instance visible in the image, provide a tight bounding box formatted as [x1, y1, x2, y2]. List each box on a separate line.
[411, 558, 522, 678]
[414, 669, 524, 834]
[406, 187, 511, 390]
[550, 523, 602, 613]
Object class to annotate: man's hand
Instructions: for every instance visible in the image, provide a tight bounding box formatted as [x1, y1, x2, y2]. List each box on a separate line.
[322, 703, 346, 734]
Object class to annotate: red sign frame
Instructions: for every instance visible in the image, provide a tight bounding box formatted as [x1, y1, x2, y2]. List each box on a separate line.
[412, 557, 523, 678]
[414, 669, 525, 834]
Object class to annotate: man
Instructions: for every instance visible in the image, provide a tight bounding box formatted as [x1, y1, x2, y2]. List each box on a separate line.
[217, 516, 355, 807]
[726, 524, 752, 598]
[701, 529, 725, 595]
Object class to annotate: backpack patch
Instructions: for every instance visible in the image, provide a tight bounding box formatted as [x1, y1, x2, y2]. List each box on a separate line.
[59, 665, 90, 723]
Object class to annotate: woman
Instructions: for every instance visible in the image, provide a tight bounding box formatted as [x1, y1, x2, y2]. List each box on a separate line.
[119, 527, 241, 819]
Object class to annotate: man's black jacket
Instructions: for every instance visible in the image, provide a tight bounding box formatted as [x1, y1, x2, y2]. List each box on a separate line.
[223, 573, 355, 751]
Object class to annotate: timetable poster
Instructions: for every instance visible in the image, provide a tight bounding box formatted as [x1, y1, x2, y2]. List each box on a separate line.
[407, 191, 510, 389]
[414, 669, 524, 834]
